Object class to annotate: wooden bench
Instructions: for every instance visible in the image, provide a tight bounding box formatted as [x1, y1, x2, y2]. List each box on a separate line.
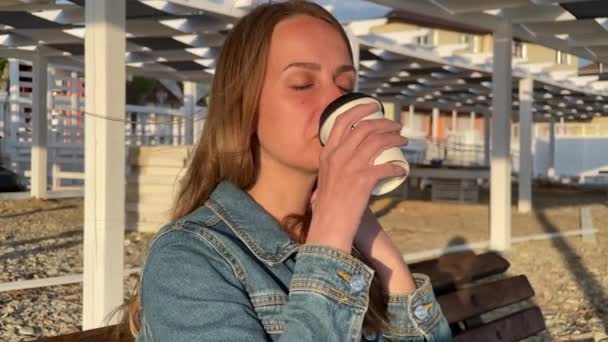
[409, 250, 546, 341]
[37, 250, 545, 342]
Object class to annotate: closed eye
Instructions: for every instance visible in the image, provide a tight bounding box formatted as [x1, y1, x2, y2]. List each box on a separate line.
[292, 84, 312, 91]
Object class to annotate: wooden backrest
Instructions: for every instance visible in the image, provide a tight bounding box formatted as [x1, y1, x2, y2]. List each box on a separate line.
[37, 250, 543, 342]
[36, 323, 133, 342]
[409, 250, 511, 294]
[408, 250, 546, 342]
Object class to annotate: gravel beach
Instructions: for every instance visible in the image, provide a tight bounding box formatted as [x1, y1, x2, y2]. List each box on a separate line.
[1, 184, 606, 341]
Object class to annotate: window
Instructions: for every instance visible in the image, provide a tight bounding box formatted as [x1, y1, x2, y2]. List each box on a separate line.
[459, 34, 474, 52]
[512, 41, 525, 59]
[556, 50, 570, 64]
[416, 31, 433, 46]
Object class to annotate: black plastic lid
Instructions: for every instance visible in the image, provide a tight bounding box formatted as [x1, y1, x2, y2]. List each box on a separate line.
[318, 92, 384, 144]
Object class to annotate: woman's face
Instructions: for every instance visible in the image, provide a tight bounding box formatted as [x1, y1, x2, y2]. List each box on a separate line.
[256, 14, 355, 174]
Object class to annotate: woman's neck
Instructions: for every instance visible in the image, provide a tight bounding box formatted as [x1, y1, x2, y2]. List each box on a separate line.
[246, 156, 316, 225]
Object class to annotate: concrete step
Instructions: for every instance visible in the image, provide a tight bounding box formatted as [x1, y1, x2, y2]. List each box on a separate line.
[126, 215, 165, 233]
[127, 174, 183, 186]
[128, 146, 192, 167]
[127, 212, 170, 226]
[126, 202, 172, 217]
[126, 184, 180, 198]
[129, 165, 186, 177]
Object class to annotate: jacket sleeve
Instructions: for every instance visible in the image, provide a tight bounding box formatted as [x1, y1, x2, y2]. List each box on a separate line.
[139, 230, 446, 342]
[378, 274, 452, 341]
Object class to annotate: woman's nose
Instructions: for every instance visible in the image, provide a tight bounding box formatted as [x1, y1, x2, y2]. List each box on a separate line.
[315, 85, 345, 129]
[319, 84, 346, 112]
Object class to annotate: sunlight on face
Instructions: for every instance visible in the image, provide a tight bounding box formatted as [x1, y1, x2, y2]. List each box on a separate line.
[256, 15, 355, 174]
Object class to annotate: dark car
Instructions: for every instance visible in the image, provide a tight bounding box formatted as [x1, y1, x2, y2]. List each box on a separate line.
[0, 166, 25, 192]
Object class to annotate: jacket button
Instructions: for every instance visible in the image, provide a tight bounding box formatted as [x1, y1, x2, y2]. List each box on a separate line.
[363, 332, 378, 341]
[349, 275, 365, 292]
[414, 304, 429, 321]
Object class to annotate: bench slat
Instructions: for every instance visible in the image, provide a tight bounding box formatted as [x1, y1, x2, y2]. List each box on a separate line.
[438, 275, 535, 324]
[453, 307, 546, 342]
[409, 251, 510, 294]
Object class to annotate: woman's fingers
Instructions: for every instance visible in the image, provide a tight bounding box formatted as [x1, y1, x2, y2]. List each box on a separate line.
[339, 119, 402, 155]
[363, 161, 408, 183]
[355, 132, 408, 165]
[323, 102, 378, 149]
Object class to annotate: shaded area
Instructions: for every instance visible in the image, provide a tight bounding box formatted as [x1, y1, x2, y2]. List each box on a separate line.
[0, 237, 82, 263]
[534, 209, 608, 332]
[0, 205, 78, 219]
[2, 229, 81, 248]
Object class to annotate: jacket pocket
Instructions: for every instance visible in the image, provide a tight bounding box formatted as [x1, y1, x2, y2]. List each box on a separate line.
[250, 292, 288, 335]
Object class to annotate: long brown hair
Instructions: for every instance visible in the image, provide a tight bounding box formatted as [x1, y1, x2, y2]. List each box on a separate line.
[123, 0, 390, 337]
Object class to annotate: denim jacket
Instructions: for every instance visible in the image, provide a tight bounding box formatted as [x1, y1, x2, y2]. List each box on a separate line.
[137, 180, 452, 342]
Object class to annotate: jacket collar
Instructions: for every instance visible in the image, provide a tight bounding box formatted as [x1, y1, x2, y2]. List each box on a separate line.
[204, 180, 299, 266]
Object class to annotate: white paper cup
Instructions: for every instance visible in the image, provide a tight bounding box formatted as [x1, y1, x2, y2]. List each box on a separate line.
[319, 93, 409, 196]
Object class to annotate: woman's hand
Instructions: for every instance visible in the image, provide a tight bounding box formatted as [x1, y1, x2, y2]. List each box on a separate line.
[354, 208, 417, 294]
[305, 102, 408, 253]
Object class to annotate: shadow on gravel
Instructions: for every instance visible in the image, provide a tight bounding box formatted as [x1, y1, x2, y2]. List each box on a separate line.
[0, 236, 82, 262]
[0, 205, 78, 219]
[535, 210, 608, 332]
[2, 230, 82, 248]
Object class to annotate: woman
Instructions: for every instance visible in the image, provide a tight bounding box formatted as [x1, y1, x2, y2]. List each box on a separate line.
[126, 1, 451, 341]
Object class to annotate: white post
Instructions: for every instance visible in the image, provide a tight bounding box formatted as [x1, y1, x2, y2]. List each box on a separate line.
[183, 81, 197, 145]
[83, 0, 126, 329]
[30, 52, 48, 199]
[172, 116, 180, 145]
[548, 119, 556, 178]
[8, 59, 20, 172]
[470, 112, 476, 131]
[432, 108, 439, 140]
[484, 111, 490, 166]
[408, 105, 415, 130]
[194, 108, 207, 143]
[518, 78, 533, 213]
[382, 101, 401, 123]
[490, 20, 513, 251]
[71, 71, 80, 145]
[451, 110, 457, 131]
[0, 92, 7, 164]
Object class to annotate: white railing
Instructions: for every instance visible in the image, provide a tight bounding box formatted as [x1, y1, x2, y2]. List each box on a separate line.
[1, 60, 196, 189]
[25, 164, 85, 191]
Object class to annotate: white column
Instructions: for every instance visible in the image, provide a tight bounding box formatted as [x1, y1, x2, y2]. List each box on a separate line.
[30, 53, 48, 199]
[0, 92, 7, 163]
[71, 71, 80, 144]
[382, 101, 401, 123]
[183, 81, 197, 145]
[470, 112, 476, 131]
[490, 20, 513, 251]
[172, 116, 180, 145]
[432, 108, 439, 140]
[83, 0, 126, 329]
[484, 111, 490, 166]
[408, 105, 415, 130]
[518, 78, 533, 213]
[8, 59, 21, 171]
[548, 119, 556, 178]
[451, 110, 457, 131]
[194, 108, 207, 143]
